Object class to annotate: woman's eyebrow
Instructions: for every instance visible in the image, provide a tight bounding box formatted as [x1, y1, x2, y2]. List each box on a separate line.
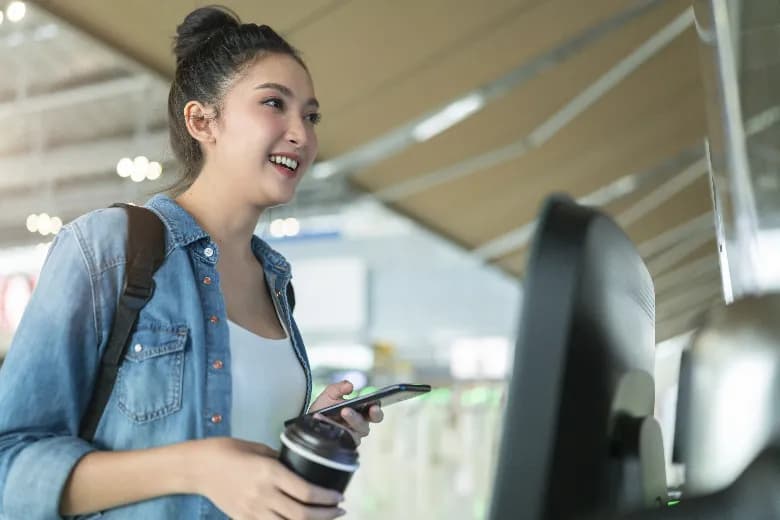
[255, 82, 319, 109]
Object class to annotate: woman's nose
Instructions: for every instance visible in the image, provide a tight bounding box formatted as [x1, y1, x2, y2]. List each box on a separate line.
[285, 117, 307, 147]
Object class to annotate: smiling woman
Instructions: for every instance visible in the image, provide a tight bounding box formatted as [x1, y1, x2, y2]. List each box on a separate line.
[166, 8, 320, 208]
[176, 52, 320, 208]
[0, 5, 381, 520]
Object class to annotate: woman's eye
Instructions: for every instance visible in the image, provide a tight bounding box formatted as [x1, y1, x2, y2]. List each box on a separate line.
[263, 98, 284, 110]
[306, 113, 322, 125]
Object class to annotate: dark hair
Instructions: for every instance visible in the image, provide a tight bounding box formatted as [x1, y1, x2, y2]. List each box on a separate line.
[166, 5, 306, 195]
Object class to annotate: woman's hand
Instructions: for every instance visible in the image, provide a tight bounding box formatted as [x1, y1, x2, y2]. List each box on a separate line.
[193, 437, 345, 520]
[309, 380, 384, 446]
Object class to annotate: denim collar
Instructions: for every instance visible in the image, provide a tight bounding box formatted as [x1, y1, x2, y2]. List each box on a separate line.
[145, 194, 291, 278]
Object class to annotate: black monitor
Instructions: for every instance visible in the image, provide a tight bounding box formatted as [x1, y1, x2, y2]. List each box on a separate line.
[489, 195, 667, 519]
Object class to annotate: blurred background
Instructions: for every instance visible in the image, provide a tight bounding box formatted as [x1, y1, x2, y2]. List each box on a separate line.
[0, 0, 774, 518]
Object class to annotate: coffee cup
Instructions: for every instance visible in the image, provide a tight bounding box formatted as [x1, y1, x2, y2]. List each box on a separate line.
[279, 415, 359, 493]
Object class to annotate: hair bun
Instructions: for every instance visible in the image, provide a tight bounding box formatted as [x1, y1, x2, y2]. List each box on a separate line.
[173, 6, 240, 64]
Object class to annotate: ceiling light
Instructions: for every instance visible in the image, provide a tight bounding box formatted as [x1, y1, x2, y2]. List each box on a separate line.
[36, 213, 52, 236]
[133, 155, 149, 171]
[26, 213, 64, 236]
[284, 217, 300, 237]
[117, 156, 163, 182]
[130, 169, 146, 183]
[50, 216, 63, 235]
[131, 156, 149, 182]
[116, 158, 133, 178]
[25, 214, 38, 233]
[412, 93, 485, 142]
[269, 219, 286, 238]
[6, 2, 26, 23]
[146, 161, 162, 180]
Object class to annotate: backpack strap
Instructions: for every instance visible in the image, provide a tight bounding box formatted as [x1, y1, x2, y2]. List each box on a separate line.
[286, 282, 295, 313]
[79, 204, 166, 441]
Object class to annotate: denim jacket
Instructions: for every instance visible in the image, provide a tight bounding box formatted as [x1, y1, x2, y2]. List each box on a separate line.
[0, 194, 312, 519]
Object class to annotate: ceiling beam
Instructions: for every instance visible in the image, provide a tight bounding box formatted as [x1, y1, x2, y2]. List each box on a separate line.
[0, 130, 170, 190]
[656, 297, 719, 342]
[653, 253, 720, 295]
[471, 144, 705, 261]
[372, 5, 695, 202]
[300, 0, 666, 185]
[29, 1, 164, 79]
[646, 230, 716, 276]
[616, 156, 708, 228]
[0, 75, 158, 121]
[637, 212, 714, 258]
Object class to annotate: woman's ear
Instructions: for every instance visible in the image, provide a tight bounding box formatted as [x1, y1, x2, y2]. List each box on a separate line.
[183, 101, 217, 144]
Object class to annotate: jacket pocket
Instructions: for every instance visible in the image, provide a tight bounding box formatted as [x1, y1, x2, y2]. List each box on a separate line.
[116, 323, 188, 423]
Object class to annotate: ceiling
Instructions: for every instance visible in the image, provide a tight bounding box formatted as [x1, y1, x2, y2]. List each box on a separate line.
[9, 0, 718, 340]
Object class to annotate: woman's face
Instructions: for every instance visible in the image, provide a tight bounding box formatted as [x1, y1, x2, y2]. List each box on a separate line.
[208, 53, 320, 207]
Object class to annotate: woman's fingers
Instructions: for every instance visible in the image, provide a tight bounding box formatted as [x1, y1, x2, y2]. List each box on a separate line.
[271, 492, 345, 520]
[323, 381, 353, 402]
[340, 408, 370, 437]
[367, 404, 384, 423]
[273, 463, 343, 507]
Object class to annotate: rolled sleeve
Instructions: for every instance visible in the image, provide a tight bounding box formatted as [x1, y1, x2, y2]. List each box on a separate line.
[3, 437, 95, 519]
[0, 225, 104, 518]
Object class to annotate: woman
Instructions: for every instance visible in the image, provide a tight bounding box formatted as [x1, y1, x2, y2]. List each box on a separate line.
[0, 6, 380, 519]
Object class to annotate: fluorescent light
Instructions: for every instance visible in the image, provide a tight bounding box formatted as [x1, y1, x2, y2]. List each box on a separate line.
[6, 2, 26, 23]
[412, 93, 485, 142]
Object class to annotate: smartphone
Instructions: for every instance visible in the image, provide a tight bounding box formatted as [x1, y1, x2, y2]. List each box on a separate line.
[312, 383, 431, 418]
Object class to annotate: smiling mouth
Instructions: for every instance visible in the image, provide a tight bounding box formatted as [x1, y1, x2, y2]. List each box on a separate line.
[269, 154, 299, 174]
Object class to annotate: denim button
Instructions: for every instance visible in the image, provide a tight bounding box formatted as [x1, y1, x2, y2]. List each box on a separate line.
[210, 414, 222, 424]
[209, 315, 219, 324]
[203, 276, 212, 285]
[204, 247, 214, 258]
[212, 359, 223, 369]
[133, 344, 143, 353]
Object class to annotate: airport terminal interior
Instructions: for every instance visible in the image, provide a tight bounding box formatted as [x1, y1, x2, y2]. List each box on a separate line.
[0, 0, 778, 518]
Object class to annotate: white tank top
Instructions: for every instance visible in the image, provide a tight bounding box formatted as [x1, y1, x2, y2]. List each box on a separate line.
[228, 319, 307, 450]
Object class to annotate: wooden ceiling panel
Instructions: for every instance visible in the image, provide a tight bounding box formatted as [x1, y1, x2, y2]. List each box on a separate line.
[29, 0, 719, 292]
[353, 0, 690, 189]
[493, 249, 527, 278]
[621, 176, 713, 247]
[315, 0, 637, 156]
[393, 58, 705, 249]
[35, 0, 336, 76]
[292, 0, 537, 127]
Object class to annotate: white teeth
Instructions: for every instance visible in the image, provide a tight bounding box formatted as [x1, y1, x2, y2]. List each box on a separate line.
[269, 155, 299, 171]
